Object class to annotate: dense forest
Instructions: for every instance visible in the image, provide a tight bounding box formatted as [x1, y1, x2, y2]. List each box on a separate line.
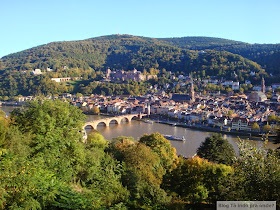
[0, 35, 270, 96]
[1, 35, 265, 75]
[0, 100, 280, 209]
[161, 36, 280, 82]
[159, 36, 246, 50]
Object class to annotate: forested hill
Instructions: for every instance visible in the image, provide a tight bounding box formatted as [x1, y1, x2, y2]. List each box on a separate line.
[161, 37, 280, 77]
[0, 34, 264, 79]
[1, 34, 178, 72]
[159, 36, 246, 50]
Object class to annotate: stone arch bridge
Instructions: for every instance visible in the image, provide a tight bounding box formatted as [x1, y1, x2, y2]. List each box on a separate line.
[83, 113, 147, 130]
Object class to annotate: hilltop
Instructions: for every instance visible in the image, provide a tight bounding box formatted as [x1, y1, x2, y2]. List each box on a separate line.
[161, 36, 280, 78]
[159, 36, 246, 50]
[0, 34, 264, 75]
[0, 34, 278, 96]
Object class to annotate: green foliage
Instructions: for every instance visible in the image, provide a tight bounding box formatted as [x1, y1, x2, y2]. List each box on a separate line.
[139, 132, 177, 171]
[10, 100, 86, 182]
[0, 154, 65, 209]
[162, 156, 233, 203]
[107, 136, 136, 162]
[86, 131, 108, 149]
[107, 135, 172, 208]
[197, 134, 236, 165]
[92, 106, 100, 114]
[267, 114, 280, 122]
[159, 36, 245, 50]
[129, 182, 171, 209]
[1, 100, 129, 209]
[2, 98, 280, 208]
[226, 110, 233, 117]
[263, 124, 271, 132]
[251, 122, 260, 131]
[79, 80, 151, 96]
[161, 36, 280, 80]
[233, 140, 280, 203]
[122, 143, 164, 186]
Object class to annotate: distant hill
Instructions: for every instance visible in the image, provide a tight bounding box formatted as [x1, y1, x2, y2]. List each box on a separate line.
[0, 34, 264, 75]
[160, 36, 280, 79]
[159, 36, 246, 50]
[0, 34, 270, 96]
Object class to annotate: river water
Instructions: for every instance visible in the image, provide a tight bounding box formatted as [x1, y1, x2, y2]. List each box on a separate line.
[2, 106, 279, 157]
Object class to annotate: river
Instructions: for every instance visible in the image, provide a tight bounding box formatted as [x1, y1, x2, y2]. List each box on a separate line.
[1, 106, 279, 157]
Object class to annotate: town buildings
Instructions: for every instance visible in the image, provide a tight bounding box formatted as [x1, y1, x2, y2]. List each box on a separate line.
[51, 77, 82, 82]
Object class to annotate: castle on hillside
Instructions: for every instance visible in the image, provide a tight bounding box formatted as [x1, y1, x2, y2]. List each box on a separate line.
[106, 68, 157, 82]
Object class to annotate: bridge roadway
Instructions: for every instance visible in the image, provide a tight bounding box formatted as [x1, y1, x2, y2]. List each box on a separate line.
[83, 113, 147, 130]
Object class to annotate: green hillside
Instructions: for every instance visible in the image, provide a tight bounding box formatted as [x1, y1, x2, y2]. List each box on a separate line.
[161, 36, 280, 80]
[159, 36, 245, 50]
[0, 35, 266, 96]
[211, 44, 280, 79]
[0, 34, 264, 75]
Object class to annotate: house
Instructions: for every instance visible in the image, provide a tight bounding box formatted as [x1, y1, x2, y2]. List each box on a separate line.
[253, 86, 262, 91]
[178, 75, 187, 80]
[212, 117, 228, 128]
[107, 103, 122, 113]
[51, 77, 82, 82]
[168, 109, 178, 118]
[247, 92, 267, 102]
[232, 82, 240, 90]
[222, 80, 233, 86]
[245, 80, 251, 85]
[157, 106, 174, 115]
[272, 83, 280, 90]
[171, 94, 192, 103]
[185, 112, 201, 122]
[31, 69, 43, 75]
[198, 50, 207, 54]
[271, 94, 280, 102]
[231, 117, 250, 131]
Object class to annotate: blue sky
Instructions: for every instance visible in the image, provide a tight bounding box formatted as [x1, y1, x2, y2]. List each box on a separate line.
[1, 0, 279, 58]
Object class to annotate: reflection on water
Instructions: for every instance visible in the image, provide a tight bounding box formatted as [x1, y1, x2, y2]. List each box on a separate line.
[86, 118, 279, 158]
[1, 106, 279, 158]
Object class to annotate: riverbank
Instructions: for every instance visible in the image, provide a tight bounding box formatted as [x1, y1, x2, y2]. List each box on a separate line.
[146, 118, 277, 141]
[0, 102, 23, 106]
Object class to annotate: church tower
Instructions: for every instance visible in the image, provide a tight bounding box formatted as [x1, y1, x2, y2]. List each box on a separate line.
[189, 74, 195, 103]
[261, 77, 265, 93]
[106, 68, 111, 79]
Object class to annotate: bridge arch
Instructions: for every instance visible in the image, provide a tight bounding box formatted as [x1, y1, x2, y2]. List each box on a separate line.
[109, 119, 120, 125]
[120, 117, 129, 123]
[131, 116, 139, 120]
[96, 121, 108, 127]
[84, 124, 95, 129]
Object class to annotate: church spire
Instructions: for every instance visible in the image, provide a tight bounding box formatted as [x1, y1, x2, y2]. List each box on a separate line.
[261, 77, 265, 93]
[189, 73, 195, 103]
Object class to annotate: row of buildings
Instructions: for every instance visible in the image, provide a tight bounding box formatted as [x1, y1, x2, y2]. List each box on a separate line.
[47, 89, 279, 132]
[12, 89, 280, 133]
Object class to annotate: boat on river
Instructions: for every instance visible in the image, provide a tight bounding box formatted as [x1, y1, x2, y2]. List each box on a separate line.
[164, 135, 185, 142]
[144, 120, 153, 124]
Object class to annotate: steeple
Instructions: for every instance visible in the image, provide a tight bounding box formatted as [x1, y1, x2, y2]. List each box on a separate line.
[189, 74, 195, 103]
[261, 77, 265, 93]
